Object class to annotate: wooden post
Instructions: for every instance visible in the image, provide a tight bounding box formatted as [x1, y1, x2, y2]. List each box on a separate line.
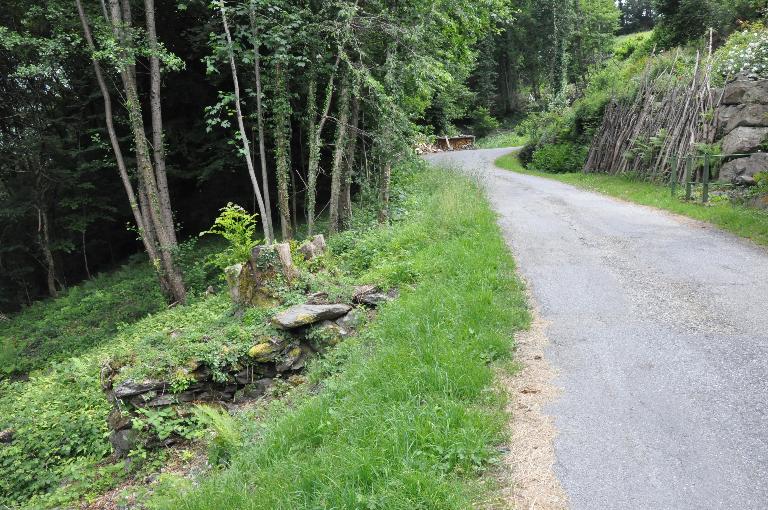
[669, 154, 678, 197]
[702, 153, 710, 204]
[684, 157, 692, 201]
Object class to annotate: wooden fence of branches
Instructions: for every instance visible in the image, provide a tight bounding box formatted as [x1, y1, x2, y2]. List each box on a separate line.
[584, 51, 720, 182]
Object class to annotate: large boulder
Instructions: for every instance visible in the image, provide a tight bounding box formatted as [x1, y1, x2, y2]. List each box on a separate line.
[271, 303, 351, 329]
[719, 153, 768, 185]
[113, 379, 166, 399]
[722, 78, 768, 105]
[721, 127, 768, 155]
[298, 234, 327, 260]
[717, 104, 768, 135]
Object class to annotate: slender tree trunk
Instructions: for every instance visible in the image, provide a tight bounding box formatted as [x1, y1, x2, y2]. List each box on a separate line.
[248, 3, 274, 242]
[378, 162, 391, 224]
[82, 228, 92, 280]
[218, 0, 272, 243]
[273, 65, 293, 240]
[339, 92, 359, 230]
[36, 207, 58, 298]
[306, 55, 340, 235]
[76, 0, 160, 266]
[108, 0, 186, 304]
[328, 74, 351, 233]
[144, 0, 177, 246]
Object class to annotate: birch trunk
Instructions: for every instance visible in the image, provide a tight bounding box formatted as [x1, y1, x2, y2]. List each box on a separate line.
[143, 0, 177, 246]
[248, 2, 274, 242]
[328, 75, 351, 233]
[219, 0, 272, 244]
[75, 0, 166, 293]
[339, 92, 359, 230]
[274, 65, 293, 240]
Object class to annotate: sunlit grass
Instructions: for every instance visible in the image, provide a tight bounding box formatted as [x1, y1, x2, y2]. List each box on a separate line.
[151, 167, 530, 510]
[496, 152, 768, 247]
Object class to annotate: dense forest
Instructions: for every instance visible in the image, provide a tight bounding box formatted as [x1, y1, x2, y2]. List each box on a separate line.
[3, 0, 765, 311]
[1, 0, 768, 508]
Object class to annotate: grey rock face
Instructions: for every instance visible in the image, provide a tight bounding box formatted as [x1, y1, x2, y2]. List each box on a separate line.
[719, 153, 768, 184]
[722, 78, 768, 105]
[718, 104, 768, 135]
[352, 285, 392, 307]
[113, 380, 166, 399]
[109, 428, 139, 457]
[298, 234, 327, 260]
[271, 303, 352, 329]
[721, 127, 768, 155]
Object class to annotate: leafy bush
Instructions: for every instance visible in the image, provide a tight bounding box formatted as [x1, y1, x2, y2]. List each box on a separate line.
[469, 106, 500, 138]
[529, 143, 589, 173]
[200, 203, 261, 269]
[714, 25, 768, 80]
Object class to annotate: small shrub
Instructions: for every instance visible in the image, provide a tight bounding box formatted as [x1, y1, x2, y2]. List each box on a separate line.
[191, 405, 242, 466]
[200, 203, 261, 269]
[518, 140, 538, 166]
[469, 106, 500, 138]
[529, 143, 589, 173]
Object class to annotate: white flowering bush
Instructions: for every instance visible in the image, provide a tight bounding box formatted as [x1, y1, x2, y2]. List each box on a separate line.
[714, 26, 768, 80]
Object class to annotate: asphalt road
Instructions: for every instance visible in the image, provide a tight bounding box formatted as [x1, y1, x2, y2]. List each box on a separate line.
[427, 148, 768, 510]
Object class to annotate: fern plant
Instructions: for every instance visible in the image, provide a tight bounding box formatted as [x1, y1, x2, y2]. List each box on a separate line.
[200, 203, 260, 269]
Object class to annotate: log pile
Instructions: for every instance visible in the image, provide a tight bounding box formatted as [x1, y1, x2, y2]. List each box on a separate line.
[585, 52, 719, 183]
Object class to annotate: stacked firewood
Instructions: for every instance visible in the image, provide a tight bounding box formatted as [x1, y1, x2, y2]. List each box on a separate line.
[585, 51, 719, 183]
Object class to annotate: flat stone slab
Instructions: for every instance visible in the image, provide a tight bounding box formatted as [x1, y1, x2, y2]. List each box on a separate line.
[271, 303, 351, 329]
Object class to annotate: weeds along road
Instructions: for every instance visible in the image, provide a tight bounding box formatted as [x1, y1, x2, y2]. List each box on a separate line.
[427, 148, 768, 510]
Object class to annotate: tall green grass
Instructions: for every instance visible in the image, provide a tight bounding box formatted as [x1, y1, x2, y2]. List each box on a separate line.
[152, 168, 529, 509]
[496, 152, 768, 247]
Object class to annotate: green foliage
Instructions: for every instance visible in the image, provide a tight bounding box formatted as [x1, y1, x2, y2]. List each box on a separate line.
[469, 106, 501, 137]
[0, 258, 164, 378]
[476, 130, 529, 149]
[150, 167, 529, 510]
[652, 0, 767, 47]
[133, 407, 202, 443]
[192, 405, 243, 466]
[714, 24, 768, 80]
[497, 152, 768, 246]
[530, 143, 589, 173]
[200, 203, 260, 269]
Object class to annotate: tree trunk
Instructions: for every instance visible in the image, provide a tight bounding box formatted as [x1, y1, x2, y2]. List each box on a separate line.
[108, 0, 186, 304]
[306, 56, 340, 235]
[273, 65, 293, 240]
[339, 92, 359, 230]
[219, 0, 272, 244]
[248, 2, 274, 242]
[75, 0, 167, 293]
[328, 74, 351, 233]
[37, 207, 58, 298]
[143, 0, 177, 246]
[378, 162, 391, 224]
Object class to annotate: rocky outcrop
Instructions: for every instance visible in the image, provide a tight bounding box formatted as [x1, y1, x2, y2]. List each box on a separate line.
[298, 234, 327, 260]
[717, 77, 768, 184]
[225, 242, 296, 308]
[352, 285, 395, 307]
[720, 153, 768, 185]
[721, 127, 768, 155]
[271, 303, 351, 329]
[721, 79, 768, 105]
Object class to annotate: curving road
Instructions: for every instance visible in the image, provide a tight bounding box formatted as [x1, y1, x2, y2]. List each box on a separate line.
[427, 148, 768, 510]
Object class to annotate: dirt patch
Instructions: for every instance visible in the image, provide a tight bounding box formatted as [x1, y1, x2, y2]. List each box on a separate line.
[483, 299, 568, 510]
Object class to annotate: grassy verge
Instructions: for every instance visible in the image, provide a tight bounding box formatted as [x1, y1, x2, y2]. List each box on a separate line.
[496, 152, 768, 247]
[476, 130, 528, 149]
[150, 166, 529, 509]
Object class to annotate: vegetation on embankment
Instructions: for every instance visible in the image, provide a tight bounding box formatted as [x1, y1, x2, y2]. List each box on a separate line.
[497, 152, 768, 247]
[1, 162, 529, 509]
[149, 166, 529, 510]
